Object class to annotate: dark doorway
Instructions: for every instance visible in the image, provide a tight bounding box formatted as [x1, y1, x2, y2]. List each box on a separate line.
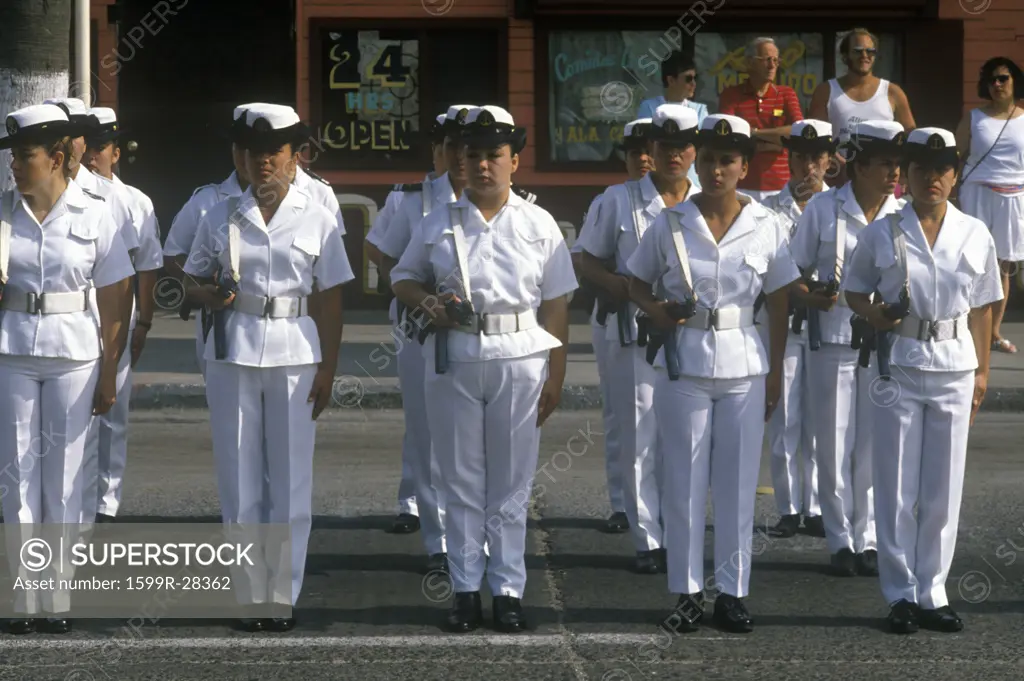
[115, 0, 296, 237]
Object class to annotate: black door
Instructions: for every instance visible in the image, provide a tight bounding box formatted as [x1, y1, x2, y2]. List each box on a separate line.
[115, 0, 296, 237]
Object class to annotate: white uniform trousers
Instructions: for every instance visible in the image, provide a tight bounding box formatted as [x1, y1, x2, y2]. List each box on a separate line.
[94, 342, 133, 517]
[810, 343, 876, 554]
[206, 361, 317, 607]
[606, 340, 661, 551]
[425, 349, 547, 598]
[758, 324, 820, 517]
[0, 355, 100, 615]
[592, 322, 623, 513]
[874, 367, 974, 609]
[657, 374, 765, 598]
[397, 331, 444, 554]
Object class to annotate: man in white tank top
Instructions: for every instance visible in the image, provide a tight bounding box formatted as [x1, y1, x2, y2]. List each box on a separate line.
[809, 28, 916, 186]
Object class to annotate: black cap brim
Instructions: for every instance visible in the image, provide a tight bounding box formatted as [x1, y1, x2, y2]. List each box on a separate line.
[244, 122, 313, 153]
[904, 146, 959, 167]
[0, 120, 80, 150]
[697, 130, 756, 156]
[461, 126, 527, 153]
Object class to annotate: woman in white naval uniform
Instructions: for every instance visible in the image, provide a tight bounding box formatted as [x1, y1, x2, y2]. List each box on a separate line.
[789, 120, 906, 578]
[373, 105, 471, 571]
[370, 105, 472, 540]
[577, 104, 700, 575]
[82, 107, 165, 524]
[391, 105, 577, 633]
[844, 128, 1001, 633]
[628, 114, 799, 633]
[955, 57, 1024, 355]
[184, 105, 353, 633]
[570, 117, 655, 534]
[0, 105, 133, 635]
[758, 119, 834, 539]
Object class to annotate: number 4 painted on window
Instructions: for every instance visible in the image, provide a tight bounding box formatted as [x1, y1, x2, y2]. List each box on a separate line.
[365, 43, 411, 88]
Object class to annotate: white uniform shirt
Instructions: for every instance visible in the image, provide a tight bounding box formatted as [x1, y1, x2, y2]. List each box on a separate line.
[294, 166, 346, 236]
[163, 171, 244, 258]
[111, 175, 163, 273]
[365, 189, 403, 250]
[571, 193, 606, 327]
[626, 198, 800, 379]
[72, 165, 140, 256]
[756, 181, 825, 331]
[377, 173, 456, 260]
[184, 186, 355, 368]
[789, 183, 904, 345]
[575, 173, 697, 342]
[0, 182, 135, 360]
[390, 190, 578, 363]
[843, 202, 1003, 373]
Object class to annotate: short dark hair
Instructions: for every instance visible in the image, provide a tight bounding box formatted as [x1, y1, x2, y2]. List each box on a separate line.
[661, 51, 696, 88]
[839, 28, 879, 57]
[977, 57, 1024, 100]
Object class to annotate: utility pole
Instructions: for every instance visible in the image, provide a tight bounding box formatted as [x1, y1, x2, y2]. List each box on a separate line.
[0, 0, 74, 192]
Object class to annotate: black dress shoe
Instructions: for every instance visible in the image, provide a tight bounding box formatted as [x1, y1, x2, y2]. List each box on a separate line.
[918, 606, 963, 632]
[830, 548, 857, 577]
[492, 595, 527, 633]
[604, 512, 629, 533]
[635, 550, 660, 574]
[446, 591, 482, 633]
[713, 594, 753, 633]
[39, 617, 71, 634]
[235, 618, 265, 633]
[770, 514, 800, 538]
[426, 552, 448, 573]
[802, 515, 826, 537]
[266, 617, 297, 632]
[390, 513, 420, 534]
[888, 599, 920, 634]
[855, 550, 879, 576]
[96, 513, 115, 523]
[8, 618, 36, 635]
[663, 593, 705, 633]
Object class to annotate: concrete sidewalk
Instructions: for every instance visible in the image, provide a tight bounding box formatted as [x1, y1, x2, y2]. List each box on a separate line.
[129, 308, 1024, 411]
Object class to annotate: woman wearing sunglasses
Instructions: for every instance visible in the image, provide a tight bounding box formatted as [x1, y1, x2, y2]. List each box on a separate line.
[955, 56, 1024, 355]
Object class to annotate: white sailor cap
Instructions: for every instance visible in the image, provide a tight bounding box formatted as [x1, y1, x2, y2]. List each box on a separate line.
[461, 105, 526, 152]
[697, 114, 756, 154]
[87, 107, 122, 144]
[0, 104, 76, 150]
[43, 97, 98, 134]
[234, 103, 265, 121]
[651, 104, 699, 143]
[429, 112, 448, 143]
[904, 127, 959, 164]
[848, 120, 906, 153]
[442, 104, 476, 134]
[243, 103, 310, 151]
[618, 118, 652, 150]
[782, 119, 837, 151]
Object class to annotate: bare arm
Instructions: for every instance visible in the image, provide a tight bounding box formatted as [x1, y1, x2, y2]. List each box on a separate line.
[94, 279, 126, 414]
[309, 284, 343, 419]
[766, 287, 790, 376]
[969, 302, 994, 425]
[808, 81, 831, 121]
[366, 241, 385, 269]
[890, 83, 917, 131]
[536, 295, 569, 426]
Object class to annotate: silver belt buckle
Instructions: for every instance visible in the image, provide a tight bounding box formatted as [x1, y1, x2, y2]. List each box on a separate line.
[704, 308, 718, 331]
[26, 292, 39, 314]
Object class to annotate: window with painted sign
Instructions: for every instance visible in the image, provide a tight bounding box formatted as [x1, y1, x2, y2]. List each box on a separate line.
[314, 28, 421, 169]
[694, 33, 824, 116]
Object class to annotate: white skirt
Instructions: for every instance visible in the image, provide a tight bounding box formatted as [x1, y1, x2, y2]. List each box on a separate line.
[960, 182, 1024, 262]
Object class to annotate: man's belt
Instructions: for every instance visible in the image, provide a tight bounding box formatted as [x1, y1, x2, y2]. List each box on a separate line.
[683, 306, 755, 331]
[895, 314, 968, 342]
[451, 309, 539, 335]
[0, 290, 89, 314]
[230, 292, 309, 318]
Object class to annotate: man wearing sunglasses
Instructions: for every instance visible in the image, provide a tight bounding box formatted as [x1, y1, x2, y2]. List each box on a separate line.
[638, 51, 708, 189]
[809, 28, 917, 187]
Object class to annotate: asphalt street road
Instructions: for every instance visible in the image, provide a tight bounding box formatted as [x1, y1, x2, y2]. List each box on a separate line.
[2, 409, 1023, 681]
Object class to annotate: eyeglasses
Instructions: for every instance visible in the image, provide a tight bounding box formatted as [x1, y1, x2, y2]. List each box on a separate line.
[991, 74, 1011, 85]
[755, 56, 780, 66]
[683, 74, 697, 83]
[851, 47, 877, 57]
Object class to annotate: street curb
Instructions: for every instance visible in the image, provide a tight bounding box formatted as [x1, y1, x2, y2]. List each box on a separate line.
[131, 383, 1024, 412]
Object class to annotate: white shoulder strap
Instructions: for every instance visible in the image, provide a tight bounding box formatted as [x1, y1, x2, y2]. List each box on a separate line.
[448, 205, 474, 311]
[667, 211, 696, 301]
[0, 191, 12, 284]
[889, 213, 910, 289]
[834, 196, 847, 284]
[226, 196, 241, 281]
[422, 181, 432, 217]
[625, 180, 645, 244]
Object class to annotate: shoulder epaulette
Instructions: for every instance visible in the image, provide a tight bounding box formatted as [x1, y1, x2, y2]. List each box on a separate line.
[190, 183, 217, 198]
[397, 183, 424, 192]
[81, 188, 106, 202]
[512, 185, 536, 204]
[304, 169, 332, 187]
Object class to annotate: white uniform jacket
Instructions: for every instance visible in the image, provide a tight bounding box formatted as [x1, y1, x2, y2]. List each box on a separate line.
[111, 175, 163, 273]
[183, 186, 355, 367]
[163, 171, 245, 258]
[789, 183, 904, 345]
[843, 202, 1003, 373]
[72, 166, 140, 257]
[626, 197, 800, 379]
[0, 182, 135, 360]
[390, 190, 579, 363]
[575, 173, 697, 342]
[294, 166, 346, 236]
[571, 193, 606, 326]
[377, 173, 456, 261]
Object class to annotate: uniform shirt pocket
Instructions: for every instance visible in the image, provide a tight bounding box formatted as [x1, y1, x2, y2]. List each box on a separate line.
[66, 221, 99, 280]
[873, 244, 905, 296]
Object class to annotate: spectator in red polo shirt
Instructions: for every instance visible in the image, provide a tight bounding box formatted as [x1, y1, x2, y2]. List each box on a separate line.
[718, 37, 804, 202]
